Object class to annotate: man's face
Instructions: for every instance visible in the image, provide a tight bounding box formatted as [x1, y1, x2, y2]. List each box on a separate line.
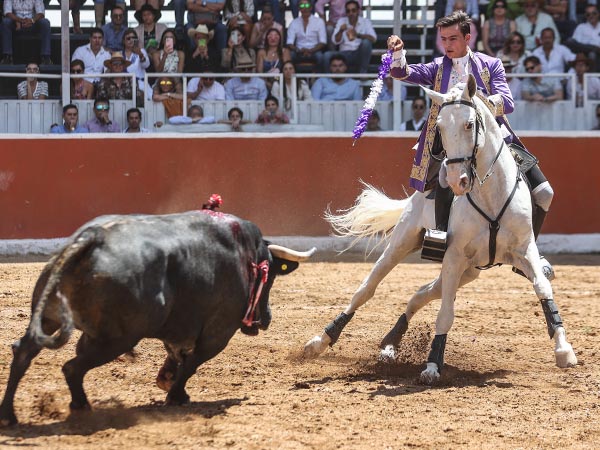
[90, 32, 103, 51]
[439, 24, 470, 59]
[540, 30, 554, 48]
[111, 8, 124, 25]
[201, 76, 214, 87]
[330, 58, 347, 74]
[585, 7, 599, 25]
[127, 112, 141, 129]
[265, 100, 278, 113]
[523, 1, 539, 18]
[299, 1, 312, 18]
[229, 110, 242, 121]
[574, 61, 589, 76]
[142, 10, 154, 24]
[412, 100, 426, 120]
[64, 108, 78, 127]
[260, 12, 274, 28]
[189, 108, 203, 119]
[94, 102, 110, 119]
[345, 2, 359, 22]
[109, 59, 126, 73]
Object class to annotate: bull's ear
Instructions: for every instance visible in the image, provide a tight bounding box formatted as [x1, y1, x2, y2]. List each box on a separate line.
[271, 257, 299, 275]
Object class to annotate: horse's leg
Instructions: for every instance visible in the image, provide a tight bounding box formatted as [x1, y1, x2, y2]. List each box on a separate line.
[419, 253, 467, 384]
[379, 267, 480, 362]
[514, 243, 577, 368]
[304, 206, 426, 358]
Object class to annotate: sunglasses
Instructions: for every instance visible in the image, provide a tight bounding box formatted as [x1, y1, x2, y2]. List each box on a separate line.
[585, 11, 598, 16]
[71, 68, 83, 73]
[202, 77, 214, 80]
[345, 7, 358, 12]
[299, 3, 311, 9]
[26, 67, 40, 72]
[524, 3, 537, 7]
[95, 104, 110, 111]
[510, 40, 523, 44]
[125, 36, 137, 40]
[413, 105, 425, 110]
[160, 80, 173, 86]
[525, 65, 537, 71]
[112, 13, 123, 18]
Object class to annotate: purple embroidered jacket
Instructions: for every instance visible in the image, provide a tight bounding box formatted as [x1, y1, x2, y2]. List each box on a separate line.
[390, 51, 521, 192]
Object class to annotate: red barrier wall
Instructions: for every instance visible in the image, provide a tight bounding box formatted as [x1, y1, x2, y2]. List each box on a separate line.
[0, 134, 598, 238]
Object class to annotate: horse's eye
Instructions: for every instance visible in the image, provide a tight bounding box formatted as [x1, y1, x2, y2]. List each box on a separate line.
[465, 121, 473, 130]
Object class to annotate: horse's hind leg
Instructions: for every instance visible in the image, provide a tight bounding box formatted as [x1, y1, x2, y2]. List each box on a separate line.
[304, 220, 424, 358]
[515, 244, 577, 368]
[379, 267, 480, 362]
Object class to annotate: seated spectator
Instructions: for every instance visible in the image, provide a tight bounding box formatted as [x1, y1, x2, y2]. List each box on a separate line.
[223, 0, 253, 38]
[436, 0, 478, 56]
[168, 104, 216, 124]
[378, 74, 407, 100]
[218, 106, 250, 131]
[486, 0, 523, 21]
[187, 70, 226, 100]
[482, 0, 516, 56]
[17, 62, 48, 99]
[255, 95, 290, 124]
[446, 0, 479, 21]
[72, 28, 112, 83]
[70, 59, 95, 99]
[1, 0, 52, 65]
[221, 28, 256, 72]
[102, 5, 127, 52]
[311, 54, 361, 101]
[399, 97, 427, 131]
[594, 104, 600, 130]
[84, 97, 122, 132]
[96, 52, 143, 105]
[134, 4, 167, 61]
[224, 61, 268, 100]
[366, 109, 382, 131]
[122, 28, 151, 96]
[532, 27, 575, 73]
[50, 104, 89, 134]
[248, 7, 283, 50]
[185, 0, 227, 55]
[93, 0, 126, 28]
[326, 0, 375, 73]
[152, 75, 186, 117]
[515, 0, 560, 51]
[271, 60, 312, 118]
[287, 0, 327, 72]
[188, 24, 217, 70]
[521, 55, 564, 101]
[315, 0, 364, 52]
[565, 4, 600, 72]
[566, 53, 600, 107]
[253, 0, 285, 25]
[496, 31, 530, 73]
[152, 28, 185, 73]
[124, 107, 151, 132]
[257, 28, 290, 75]
[132, 0, 164, 11]
[501, 55, 522, 99]
[543, 0, 577, 42]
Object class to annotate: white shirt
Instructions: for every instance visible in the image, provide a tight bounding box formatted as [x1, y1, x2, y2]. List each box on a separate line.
[532, 44, 576, 74]
[71, 44, 111, 83]
[331, 17, 376, 52]
[286, 15, 327, 50]
[125, 49, 150, 91]
[186, 78, 226, 100]
[515, 12, 561, 51]
[572, 22, 600, 47]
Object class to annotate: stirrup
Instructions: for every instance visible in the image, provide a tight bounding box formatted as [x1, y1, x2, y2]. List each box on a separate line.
[512, 256, 555, 281]
[421, 229, 447, 262]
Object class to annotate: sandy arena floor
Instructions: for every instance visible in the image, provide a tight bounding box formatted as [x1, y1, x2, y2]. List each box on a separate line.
[0, 255, 599, 449]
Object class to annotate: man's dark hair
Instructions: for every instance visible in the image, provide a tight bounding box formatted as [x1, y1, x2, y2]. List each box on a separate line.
[127, 107, 142, 119]
[265, 95, 279, 107]
[187, 105, 204, 116]
[90, 27, 104, 37]
[436, 11, 471, 36]
[94, 97, 110, 107]
[330, 53, 348, 65]
[346, 0, 360, 9]
[228, 107, 244, 119]
[523, 55, 541, 66]
[71, 59, 85, 70]
[63, 104, 78, 114]
[540, 27, 555, 38]
[412, 96, 426, 107]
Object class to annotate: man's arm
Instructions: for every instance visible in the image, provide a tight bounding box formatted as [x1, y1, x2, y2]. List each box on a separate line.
[487, 58, 515, 115]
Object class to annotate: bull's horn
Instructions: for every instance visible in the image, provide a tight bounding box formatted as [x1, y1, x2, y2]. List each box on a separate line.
[268, 245, 316, 262]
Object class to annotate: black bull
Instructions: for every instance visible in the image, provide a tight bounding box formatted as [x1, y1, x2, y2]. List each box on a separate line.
[0, 211, 315, 426]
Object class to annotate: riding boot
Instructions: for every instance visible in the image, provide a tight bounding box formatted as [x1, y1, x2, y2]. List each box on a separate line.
[513, 205, 555, 280]
[422, 183, 453, 262]
[435, 183, 454, 232]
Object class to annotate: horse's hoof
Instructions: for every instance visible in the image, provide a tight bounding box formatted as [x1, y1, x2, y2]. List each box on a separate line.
[303, 335, 330, 358]
[419, 365, 440, 385]
[378, 345, 397, 364]
[555, 346, 578, 368]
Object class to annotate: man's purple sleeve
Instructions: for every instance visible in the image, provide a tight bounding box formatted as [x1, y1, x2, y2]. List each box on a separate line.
[488, 58, 515, 114]
[389, 61, 438, 86]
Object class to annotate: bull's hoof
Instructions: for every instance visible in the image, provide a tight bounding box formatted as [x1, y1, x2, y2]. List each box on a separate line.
[156, 371, 175, 392]
[419, 363, 441, 385]
[165, 392, 190, 406]
[555, 346, 578, 368]
[303, 334, 331, 358]
[378, 345, 397, 364]
[0, 412, 18, 427]
[69, 400, 91, 411]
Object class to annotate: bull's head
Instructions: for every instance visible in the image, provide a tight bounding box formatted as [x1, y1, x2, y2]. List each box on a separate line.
[240, 244, 316, 336]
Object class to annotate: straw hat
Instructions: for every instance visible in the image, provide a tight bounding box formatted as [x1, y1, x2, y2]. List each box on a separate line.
[187, 24, 215, 41]
[570, 53, 593, 67]
[103, 52, 132, 69]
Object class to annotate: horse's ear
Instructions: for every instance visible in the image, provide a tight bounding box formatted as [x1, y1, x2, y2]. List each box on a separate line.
[467, 74, 477, 99]
[421, 85, 445, 106]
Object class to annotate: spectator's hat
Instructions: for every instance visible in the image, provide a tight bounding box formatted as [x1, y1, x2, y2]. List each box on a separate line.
[570, 53, 592, 67]
[187, 24, 215, 41]
[134, 4, 162, 23]
[104, 52, 132, 69]
[500, 55, 516, 69]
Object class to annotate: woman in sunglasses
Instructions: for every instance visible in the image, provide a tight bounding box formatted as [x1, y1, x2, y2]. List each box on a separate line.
[496, 31, 530, 73]
[69, 59, 95, 99]
[152, 76, 186, 118]
[482, 0, 516, 56]
[17, 62, 48, 100]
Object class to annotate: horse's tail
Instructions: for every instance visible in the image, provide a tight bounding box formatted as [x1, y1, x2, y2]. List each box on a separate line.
[324, 181, 409, 249]
[28, 228, 101, 349]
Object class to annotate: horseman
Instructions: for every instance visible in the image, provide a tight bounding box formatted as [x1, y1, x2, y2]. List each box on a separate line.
[387, 11, 554, 277]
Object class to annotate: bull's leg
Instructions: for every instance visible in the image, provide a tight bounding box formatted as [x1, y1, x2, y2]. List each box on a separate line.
[0, 334, 43, 426]
[62, 333, 139, 410]
[379, 267, 481, 362]
[420, 254, 466, 385]
[514, 244, 577, 368]
[304, 219, 425, 358]
[156, 354, 179, 393]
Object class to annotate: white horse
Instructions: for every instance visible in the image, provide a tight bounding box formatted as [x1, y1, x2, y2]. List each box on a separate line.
[304, 75, 577, 384]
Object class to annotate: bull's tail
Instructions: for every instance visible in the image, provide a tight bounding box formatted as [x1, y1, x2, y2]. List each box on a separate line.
[28, 228, 101, 349]
[324, 182, 409, 250]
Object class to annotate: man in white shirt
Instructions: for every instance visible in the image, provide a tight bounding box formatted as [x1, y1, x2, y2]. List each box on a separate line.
[286, 0, 327, 72]
[532, 27, 575, 73]
[326, 0, 376, 73]
[515, 0, 560, 51]
[315, 0, 363, 50]
[71, 28, 112, 83]
[187, 73, 226, 100]
[566, 4, 600, 71]
[123, 108, 151, 133]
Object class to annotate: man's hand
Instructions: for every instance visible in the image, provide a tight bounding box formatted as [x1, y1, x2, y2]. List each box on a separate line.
[21, 18, 34, 29]
[387, 35, 404, 52]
